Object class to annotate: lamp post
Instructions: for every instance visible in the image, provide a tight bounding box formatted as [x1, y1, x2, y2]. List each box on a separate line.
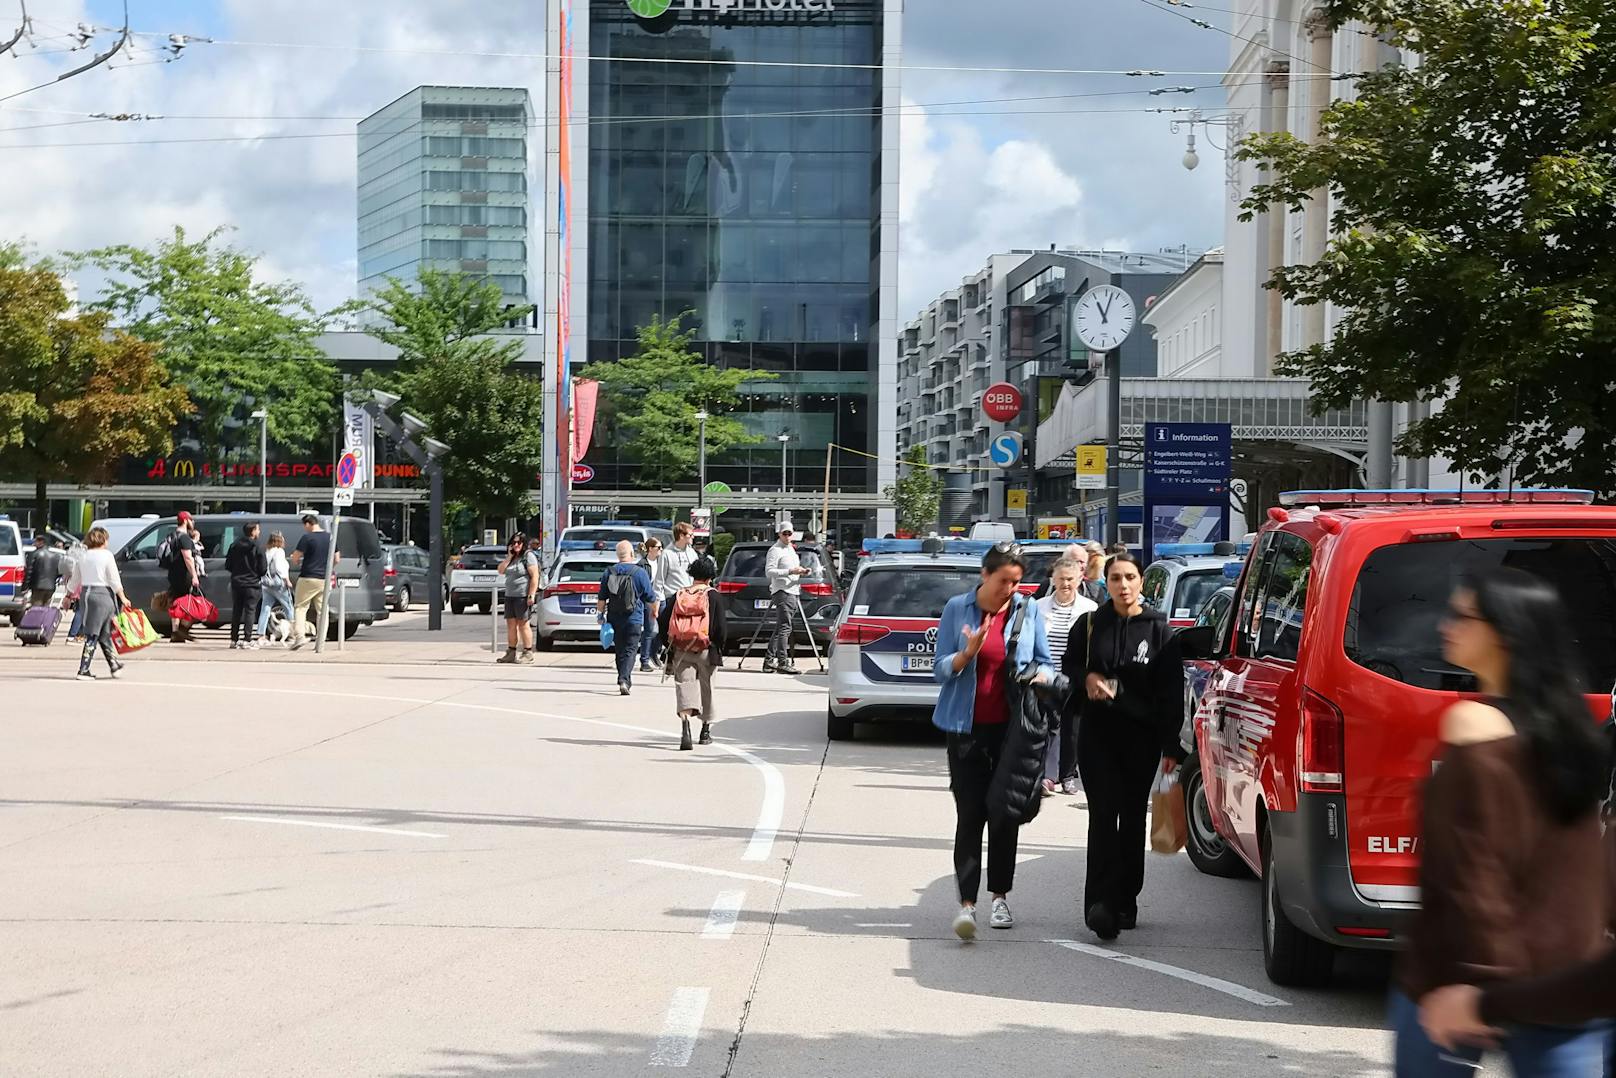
[250, 409, 267, 515]
[362, 389, 451, 631]
[777, 431, 791, 523]
[694, 410, 709, 508]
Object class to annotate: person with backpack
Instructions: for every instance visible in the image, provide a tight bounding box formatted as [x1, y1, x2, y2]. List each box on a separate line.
[659, 556, 727, 750]
[598, 539, 656, 696]
[160, 511, 201, 643]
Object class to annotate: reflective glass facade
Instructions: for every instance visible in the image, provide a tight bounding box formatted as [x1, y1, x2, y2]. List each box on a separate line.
[357, 87, 534, 313]
[585, 0, 886, 493]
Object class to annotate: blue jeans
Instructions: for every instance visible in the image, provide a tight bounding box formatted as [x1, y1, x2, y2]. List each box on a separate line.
[611, 618, 643, 688]
[1391, 989, 1611, 1077]
[639, 618, 660, 666]
[256, 583, 293, 637]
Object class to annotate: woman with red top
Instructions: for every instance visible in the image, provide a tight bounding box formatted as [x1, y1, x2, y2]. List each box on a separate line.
[932, 543, 1056, 941]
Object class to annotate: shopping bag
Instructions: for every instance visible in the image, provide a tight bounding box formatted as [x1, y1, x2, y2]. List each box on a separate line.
[111, 607, 159, 654]
[599, 620, 615, 650]
[1150, 765, 1189, 855]
[168, 592, 218, 625]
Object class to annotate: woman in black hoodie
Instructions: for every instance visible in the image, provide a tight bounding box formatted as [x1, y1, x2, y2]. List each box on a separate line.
[1063, 551, 1186, 940]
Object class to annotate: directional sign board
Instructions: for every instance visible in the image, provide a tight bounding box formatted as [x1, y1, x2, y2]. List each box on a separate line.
[335, 452, 360, 489]
[1076, 445, 1107, 490]
[988, 432, 1024, 469]
[332, 488, 355, 507]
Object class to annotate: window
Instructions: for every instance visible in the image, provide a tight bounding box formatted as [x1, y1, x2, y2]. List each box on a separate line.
[124, 522, 170, 562]
[193, 523, 238, 559]
[552, 558, 615, 584]
[1255, 533, 1312, 662]
[1346, 537, 1616, 692]
[1141, 566, 1168, 607]
[1171, 569, 1228, 621]
[850, 566, 980, 619]
[0, 527, 16, 557]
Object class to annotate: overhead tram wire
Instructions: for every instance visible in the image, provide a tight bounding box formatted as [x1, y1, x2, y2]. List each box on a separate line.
[1131, 0, 1328, 73]
[0, 0, 27, 57]
[0, 0, 130, 105]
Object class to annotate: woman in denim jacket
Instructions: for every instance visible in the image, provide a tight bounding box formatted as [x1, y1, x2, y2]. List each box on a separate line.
[932, 543, 1056, 941]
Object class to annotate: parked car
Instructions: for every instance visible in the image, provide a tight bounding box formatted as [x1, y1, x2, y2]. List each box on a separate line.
[0, 515, 24, 626]
[91, 515, 161, 556]
[715, 541, 840, 654]
[381, 544, 433, 612]
[559, 523, 674, 554]
[824, 542, 983, 740]
[534, 551, 619, 649]
[448, 545, 509, 614]
[1177, 488, 1616, 987]
[116, 514, 390, 636]
[1142, 542, 1246, 627]
[1177, 580, 1244, 880]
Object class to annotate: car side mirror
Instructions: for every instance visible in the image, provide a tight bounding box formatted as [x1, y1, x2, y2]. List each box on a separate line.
[812, 603, 842, 621]
[1176, 624, 1216, 660]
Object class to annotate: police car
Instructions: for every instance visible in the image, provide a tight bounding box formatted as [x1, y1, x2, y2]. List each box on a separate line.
[825, 538, 990, 740]
[1143, 541, 1249, 627]
[534, 550, 619, 648]
[0, 515, 24, 626]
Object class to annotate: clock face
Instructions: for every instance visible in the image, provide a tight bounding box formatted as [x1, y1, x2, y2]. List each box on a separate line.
[1071, 285, 1137, 353]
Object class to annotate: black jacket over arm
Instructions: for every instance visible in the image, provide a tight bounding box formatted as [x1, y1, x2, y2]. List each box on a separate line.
[1062, 604, 1186, 762]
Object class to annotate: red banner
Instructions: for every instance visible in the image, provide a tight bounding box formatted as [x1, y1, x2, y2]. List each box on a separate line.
[572, 378, 599, 466]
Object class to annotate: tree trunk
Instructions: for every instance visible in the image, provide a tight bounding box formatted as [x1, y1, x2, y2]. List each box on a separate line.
[33, 476, 47, 532]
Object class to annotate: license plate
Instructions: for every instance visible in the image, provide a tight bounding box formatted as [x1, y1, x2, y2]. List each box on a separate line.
[580, 596, 596, 606]
[470, 573, 497, 584]
[754, 599, 773, 610]
[902, 655, 935, 672]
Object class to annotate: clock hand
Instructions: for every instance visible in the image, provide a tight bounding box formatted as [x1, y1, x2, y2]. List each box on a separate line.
[1097, 296, 1111, 323]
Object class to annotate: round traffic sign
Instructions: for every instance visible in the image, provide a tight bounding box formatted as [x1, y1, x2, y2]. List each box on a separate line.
[571, 463, 595, 484]
[335, 452, 359, 488]
[703, 480, 731, 516]
[989, 432, 1024, 469]
[627, 0, 672, 16]
[982, 383, 1023, 423]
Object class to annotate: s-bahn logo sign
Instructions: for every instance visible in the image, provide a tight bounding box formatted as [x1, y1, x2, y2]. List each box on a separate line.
[629, 0, 836, 17]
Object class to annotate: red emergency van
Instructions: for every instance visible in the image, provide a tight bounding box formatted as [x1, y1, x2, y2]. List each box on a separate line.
[1180, 489, 1616, 986]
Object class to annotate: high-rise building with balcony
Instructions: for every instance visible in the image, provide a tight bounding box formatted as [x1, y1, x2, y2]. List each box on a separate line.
[357, 86, 534, 319]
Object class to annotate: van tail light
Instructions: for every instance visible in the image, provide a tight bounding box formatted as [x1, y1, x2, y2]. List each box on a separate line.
[543, 582, 596, 599]
[716, 580, 746, 595]
[836, 622, 892, 646]
[383, 568, 397, 578]
[802, 582, 833, 596]
[1336, 926, 1393, 939]
[1301, 688, 1345, 793]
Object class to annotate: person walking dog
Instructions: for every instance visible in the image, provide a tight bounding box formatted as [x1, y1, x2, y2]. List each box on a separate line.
[660, 556, 727, 751]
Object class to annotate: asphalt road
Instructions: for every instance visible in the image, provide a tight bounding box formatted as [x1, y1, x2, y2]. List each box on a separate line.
[1, 612, 1398, 1076]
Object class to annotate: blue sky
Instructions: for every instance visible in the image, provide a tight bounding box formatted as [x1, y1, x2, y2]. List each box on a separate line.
[4, 1, 1230, 314]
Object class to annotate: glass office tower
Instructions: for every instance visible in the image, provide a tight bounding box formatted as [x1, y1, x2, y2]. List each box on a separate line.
[551, 0, 900, 531]
[357, 86, 534, 316]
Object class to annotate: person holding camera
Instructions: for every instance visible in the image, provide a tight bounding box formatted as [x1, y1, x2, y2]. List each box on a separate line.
[497, 531, 541, 665]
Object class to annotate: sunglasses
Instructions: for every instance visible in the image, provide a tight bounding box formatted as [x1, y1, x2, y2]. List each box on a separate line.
[992, 541, 1023, 556]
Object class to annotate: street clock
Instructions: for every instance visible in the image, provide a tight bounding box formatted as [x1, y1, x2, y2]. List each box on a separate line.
[1071, 284, 1137, 353]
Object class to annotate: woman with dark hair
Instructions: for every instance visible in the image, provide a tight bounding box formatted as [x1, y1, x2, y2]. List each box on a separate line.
[496, 531, 540, 665]
[1065, 549, 1186, 940]
[1393, 568, 1609, 1076]
[932, 543, 1056, 941]
[659, 555, 727, 751]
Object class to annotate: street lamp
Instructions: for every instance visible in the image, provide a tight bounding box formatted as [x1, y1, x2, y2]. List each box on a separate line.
[360, 395, 453, 632]
[249, 409, 268, 514]
[694, 410, 709, 508]
[777, 431, 791, 523]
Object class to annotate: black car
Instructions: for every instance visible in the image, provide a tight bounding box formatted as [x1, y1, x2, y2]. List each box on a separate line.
[381, 544, 433, 612]
[716, 542, 840, 654]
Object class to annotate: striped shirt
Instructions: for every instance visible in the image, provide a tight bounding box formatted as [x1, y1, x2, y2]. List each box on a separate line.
[1036, 592, 1097, 666]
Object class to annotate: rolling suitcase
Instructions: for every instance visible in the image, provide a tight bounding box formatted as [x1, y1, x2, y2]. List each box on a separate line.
[16, 605, 62, 646]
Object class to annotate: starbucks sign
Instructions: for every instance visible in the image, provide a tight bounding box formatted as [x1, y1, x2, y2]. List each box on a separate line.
[630, 0, 836, 16]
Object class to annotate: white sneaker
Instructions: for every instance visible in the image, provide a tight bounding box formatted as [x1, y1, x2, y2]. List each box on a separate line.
[952, 907, 977, 942]
[990, 897, 1014, 929]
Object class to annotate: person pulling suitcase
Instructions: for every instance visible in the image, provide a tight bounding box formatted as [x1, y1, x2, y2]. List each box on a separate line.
[64, 527, 130, 680]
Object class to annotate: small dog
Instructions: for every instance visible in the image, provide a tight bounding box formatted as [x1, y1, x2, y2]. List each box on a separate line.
[263, 609, 293, 645]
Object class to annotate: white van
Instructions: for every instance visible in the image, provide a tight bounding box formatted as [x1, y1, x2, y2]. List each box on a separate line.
[0, 515, 25, 625]
[966, 521, 1017, 544]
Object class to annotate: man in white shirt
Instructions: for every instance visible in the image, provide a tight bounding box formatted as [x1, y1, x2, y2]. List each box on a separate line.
[657, 522, 700, 600]
[763, 521, 808, 675]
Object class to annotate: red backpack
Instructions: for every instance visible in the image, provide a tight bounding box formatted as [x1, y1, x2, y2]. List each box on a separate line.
[668, 586, 712, 653]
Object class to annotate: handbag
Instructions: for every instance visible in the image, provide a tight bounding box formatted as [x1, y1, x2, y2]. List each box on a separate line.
[168, 590, 218, 625]
[1150, 767, 1189, 854]
[987, 598, 1057, 828]
[110, 607, 160, 654]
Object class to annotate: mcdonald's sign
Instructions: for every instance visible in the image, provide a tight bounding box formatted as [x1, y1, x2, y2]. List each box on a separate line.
[173, 459, 196, 479]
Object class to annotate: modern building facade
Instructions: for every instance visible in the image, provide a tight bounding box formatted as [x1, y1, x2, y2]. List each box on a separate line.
[542, 0, 901, 545]
[357, 86, 535, 319]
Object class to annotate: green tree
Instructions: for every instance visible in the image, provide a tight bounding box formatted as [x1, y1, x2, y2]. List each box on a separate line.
[1238, 0, 1616, 493]
[883, 445, 942, 534]
[0, 256, 190, 521]
[577, 311, 773, 489]
[366, 270, 544, 521]
[73, 226, 342, 452]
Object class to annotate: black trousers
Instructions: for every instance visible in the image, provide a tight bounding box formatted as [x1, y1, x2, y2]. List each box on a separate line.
[1050, 701, 1080, 783]
[947, 722, 1019, 903]
[231, 584, 261, 644]
[1077, 713, 1162, 917]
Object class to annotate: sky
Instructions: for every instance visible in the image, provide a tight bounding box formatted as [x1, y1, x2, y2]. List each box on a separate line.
[0, 0, 1230, 319]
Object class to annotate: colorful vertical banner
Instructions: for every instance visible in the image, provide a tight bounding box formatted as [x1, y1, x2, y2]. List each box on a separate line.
[555, 0, 574, 539]
[342, 398, 373, 488]
[572, 379, 598, 464]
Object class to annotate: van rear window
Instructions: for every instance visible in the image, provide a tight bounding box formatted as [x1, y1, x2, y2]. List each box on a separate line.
[0, 528, 17, 557]
[850, 567, 978, 619]
[1346, 538, 1616, 692]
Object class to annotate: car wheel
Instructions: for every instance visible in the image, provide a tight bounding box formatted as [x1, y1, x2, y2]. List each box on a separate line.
[478, 601, 491, 615]
[1183, 755, 1251, 879]
[536, 634, 555, 651]
[451, 601, 465, 615]
[826, 706, 855, 741]
[394, 585, 410, 613]
[1261, 821, 1336, 986]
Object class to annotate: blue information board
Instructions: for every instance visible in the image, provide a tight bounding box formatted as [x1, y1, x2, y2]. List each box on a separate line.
[1144, 423, 1232, 498]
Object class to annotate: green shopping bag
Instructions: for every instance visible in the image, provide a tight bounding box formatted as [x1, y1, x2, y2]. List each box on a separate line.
[111, 607, 159, 654]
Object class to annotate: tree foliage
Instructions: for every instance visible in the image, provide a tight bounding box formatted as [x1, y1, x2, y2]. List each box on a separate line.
[1238, 0, 1616, 493]
[73, 226, 341, 452]
[883, 445, 942, 534]
[366, 270, 545, 521]
[577, 311, 772, 489]
[0, 255, 190, 519]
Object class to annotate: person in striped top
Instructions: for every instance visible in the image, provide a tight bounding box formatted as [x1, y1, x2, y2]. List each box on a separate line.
[1036, 557, 1097, 795]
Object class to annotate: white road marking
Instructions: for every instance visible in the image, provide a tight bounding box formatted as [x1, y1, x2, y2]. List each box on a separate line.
[129, 680, 786, 863]
[217, 815, 448, 839]
[702, 890, 746, 939]
[649, 986, 709, 1067]
[853, 922, 912, 928]
[632, 859, 858, 898]
[1050, 940, 1291, 1007]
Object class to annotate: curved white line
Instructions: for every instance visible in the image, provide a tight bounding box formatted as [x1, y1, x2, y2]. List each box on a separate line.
[128, 680, 786, 863]
[1050, 940, 1290, 1007]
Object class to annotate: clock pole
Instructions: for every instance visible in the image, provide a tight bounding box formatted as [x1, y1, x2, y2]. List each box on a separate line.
[1106, 347, 1121, 546]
